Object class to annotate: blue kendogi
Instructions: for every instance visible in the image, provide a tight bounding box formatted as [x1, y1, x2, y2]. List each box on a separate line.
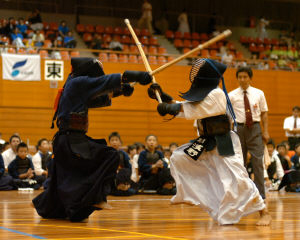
[32, 58, 151, 222]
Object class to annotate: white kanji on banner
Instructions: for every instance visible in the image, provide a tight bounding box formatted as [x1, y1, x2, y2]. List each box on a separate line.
[44, 60, 64, 81]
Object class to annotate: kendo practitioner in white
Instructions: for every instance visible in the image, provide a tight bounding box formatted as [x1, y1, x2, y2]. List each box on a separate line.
[148, 58, 271, 225]
[32, 58, 152, 222]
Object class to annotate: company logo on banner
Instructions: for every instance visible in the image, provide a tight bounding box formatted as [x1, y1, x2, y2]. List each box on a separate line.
[44, 60, 64, 81]
[2, 53, 41, 81]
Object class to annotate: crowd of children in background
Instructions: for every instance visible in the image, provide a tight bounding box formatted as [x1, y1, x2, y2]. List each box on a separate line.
[1, 131, 300, 194]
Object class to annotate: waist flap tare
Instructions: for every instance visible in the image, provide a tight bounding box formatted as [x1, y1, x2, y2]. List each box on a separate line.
[67, 131, 91, 159]
[185, 115, 234, 160]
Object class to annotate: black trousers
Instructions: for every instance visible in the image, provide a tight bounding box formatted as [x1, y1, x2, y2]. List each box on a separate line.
[236, 122, 265, 199]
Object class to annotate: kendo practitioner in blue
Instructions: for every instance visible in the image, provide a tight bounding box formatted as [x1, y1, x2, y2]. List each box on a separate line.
[32, 57, 152, 222]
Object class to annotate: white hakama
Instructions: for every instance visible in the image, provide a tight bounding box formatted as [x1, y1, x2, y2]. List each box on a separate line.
[170, 131, 265, 225]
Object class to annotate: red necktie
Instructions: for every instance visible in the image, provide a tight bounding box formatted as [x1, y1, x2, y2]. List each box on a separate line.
[294, 117, 297, 129]
[244, 90, 253, 127]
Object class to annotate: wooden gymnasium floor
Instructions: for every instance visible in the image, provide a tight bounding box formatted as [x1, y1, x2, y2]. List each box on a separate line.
[0, 191, 300, 240]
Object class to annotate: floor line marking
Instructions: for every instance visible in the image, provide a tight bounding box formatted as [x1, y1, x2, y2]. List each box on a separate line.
[0, 226, 46, 239]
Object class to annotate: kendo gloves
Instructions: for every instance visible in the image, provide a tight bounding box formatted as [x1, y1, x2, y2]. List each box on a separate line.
[122, 71, 152, 85]
[157, 103, 181, 117]
[148, 83, 173, 103]
[113, 83, 134, 97]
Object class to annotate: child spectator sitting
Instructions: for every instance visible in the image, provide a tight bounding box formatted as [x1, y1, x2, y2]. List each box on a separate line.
[109, 132, 136, 196]
[277, 143, 292, 173]
[169, 142, 178, 154]
[32, 30, 44, 47]
[0, 154, 15, 190]
[64, 31, 77, 48]
[32, 138, 51, 179]
[291, 143, 300, 171]
[266, 139, 284, 190]
[163, 148, 171, 167]
[8, 142, 43, 190]
[16, 18, 28, 38]
[109, 35, 123, 51]
[138, 134, 175, 195]
[10, 28, 24, 48]
[127, 144, 139, 183]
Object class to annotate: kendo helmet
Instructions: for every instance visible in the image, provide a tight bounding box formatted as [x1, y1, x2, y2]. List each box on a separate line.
[71, 57, 105, 77]
[180, 58, 227, 102]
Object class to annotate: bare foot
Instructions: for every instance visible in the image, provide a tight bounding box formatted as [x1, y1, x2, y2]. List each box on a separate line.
[93, 201, 113, 210]
[256, 209, 272, 226]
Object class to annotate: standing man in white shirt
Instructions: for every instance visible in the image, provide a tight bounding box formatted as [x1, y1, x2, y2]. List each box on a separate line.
[229, 66, 269, 200]
[1, 134, 21, 170]
[283, 106, 300, 151]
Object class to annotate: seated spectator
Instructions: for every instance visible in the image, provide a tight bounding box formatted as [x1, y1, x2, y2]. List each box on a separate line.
[1, 134, 21, 170]
[169, 142, 178, 154]
[291, 143, 300, 171]
[10, 28, 24, 48]
[6, 17, 16, 36]
[28, 9, 43, 31]
[109, 132, 136, 196]
[278, 55, 291, 71]
[163, 148, 171, 167]
[109, 35, 123, 51]
[266, 139, 284, 190]
[0, 142, 10, 153]
[16, 17, 28, 38]
[58, 20, 69, 41]
[277, 143, 292, 172]
[0, 19, 9, 35]
[282, 140, 295, 159]
[32, 30, 44, 47]
[0, 154, 15, 190]
[127, 144, 139, 183]
[138, 134, 175, 195]
[90, 34, 103, 50]
[8, 142, 43, 189]
[64, 31, 76, 48]
[32, 138, 51, 178]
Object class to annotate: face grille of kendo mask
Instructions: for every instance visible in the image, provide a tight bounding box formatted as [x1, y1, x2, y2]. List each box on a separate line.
[189, 58, 206, 83]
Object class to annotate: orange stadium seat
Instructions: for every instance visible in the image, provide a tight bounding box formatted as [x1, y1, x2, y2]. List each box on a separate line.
[165, 30, 174, 39]
[85, 24, 95, 33]
[239, 35, 247, 44]
[157, 56, 167, 65]
[109, 53, 118, 62]
[199, 33, 208, 41]
[128, 55, 138, 64]
[95, 25, 104, 34]
[158, 47, 167, 54]
[200, 49, 209, 58]
[183, 47, 191, 54]
[174, 39, 183, 48]
[1, 36, 10, 44]
[83, 33, 93, 43]
[148, 45, 157, 54]
[129, 45, 139, 53]
[183, 39, 192, 48]
[265, 44, 271, 51]
[210, 50, 218, 58]
[122, 44, 129, 52]
[114, 27, 123, 35]
[236, 51, 244, 60]
[44, 39, 52, 48]
[256, 37, 263, 44]
[183, 32, 191, 40]
[39, 50, 49, 58]
[167, 56, 175, 62]
[259, 52, 267, 59]
[123, 27, 130, 35]
[141, 28, 150, 37]
[258, 44, 265, 52]
[76, 24, 85, 33]
[49, 22, 58, 31]
[17, 48, 26, 54]
[149, 36, 158, 46]
[7, 48, 16, 53]
[99, 52, 108, 62]
[247, 37, 255, 44]
[249, 43, 258, 52]
[70, 51, 80, 58]
[264, 38, 271, 45]
[121, 35, 131, 44]
[148, 55, 157, 64]
[174, 31, 182, 39]
[103, 34, 112, 43]
[268, 60, 277, 70]
[192, 40, 199, 48]
[60, 51, 70, 60]
[137, 55, 143, 64]
[118, 54, 128, 63]
[271, 38, 279, 45]
[28, 49, 38, 54]
[142, 45, 148, 54]
[43, 22, 50, 30]
[140, 36, 149, 45]
[191, 32, 200, 40]
[133, 28, 141, 36]
[105, 26, 113, 34]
